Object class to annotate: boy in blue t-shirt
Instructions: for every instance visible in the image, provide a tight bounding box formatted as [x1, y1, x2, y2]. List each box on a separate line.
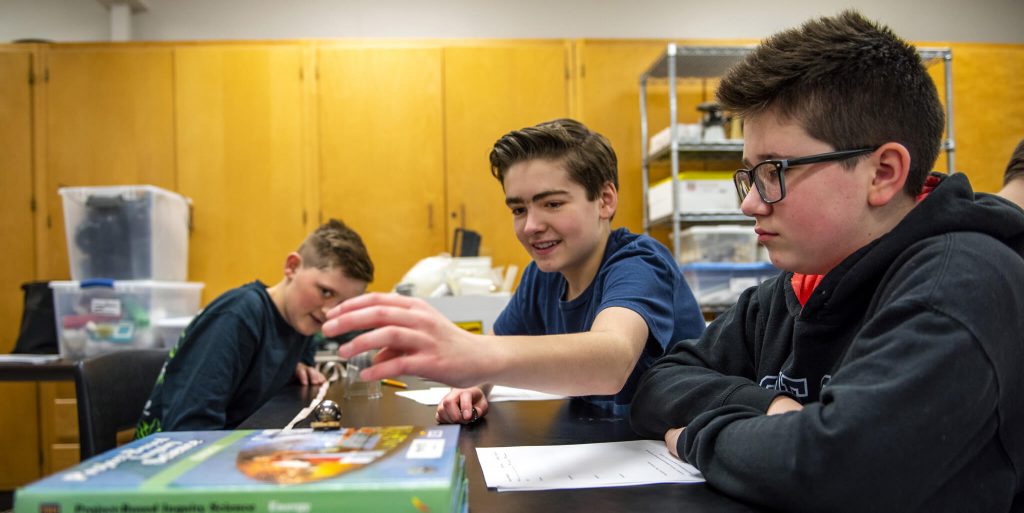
[135, 219, 373, 434]
[323, 119, 705, 422]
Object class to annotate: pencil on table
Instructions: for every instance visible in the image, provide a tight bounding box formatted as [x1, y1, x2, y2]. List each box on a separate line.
[381, 378, 408, 388]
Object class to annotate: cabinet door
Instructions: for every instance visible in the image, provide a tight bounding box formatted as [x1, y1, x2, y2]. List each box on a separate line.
[0, 47, 44, 491]
[317, 46, 446, 292]
[0, 47, 36, 349]
[576, 40, 673, 233]
[40, 46, 176, 280]
[443, 43, 573, 278]
[175, 45, 308, 302]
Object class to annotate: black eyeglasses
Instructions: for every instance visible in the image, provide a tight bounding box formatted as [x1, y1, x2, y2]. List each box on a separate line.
[733, 147, 878, 204]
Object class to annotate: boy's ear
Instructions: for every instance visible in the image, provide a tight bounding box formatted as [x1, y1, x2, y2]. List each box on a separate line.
[598, 181, 618, 219]
[867, 142, 912, 207]
[283, 252, 303, 278]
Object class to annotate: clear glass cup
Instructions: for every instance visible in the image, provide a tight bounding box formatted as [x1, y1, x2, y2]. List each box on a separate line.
[343, 350, 382, 400]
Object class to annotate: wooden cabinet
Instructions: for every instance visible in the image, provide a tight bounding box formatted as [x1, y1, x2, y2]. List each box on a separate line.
[38, 382, 79, 476]
[38, 45, 177, 280]
[0, 381, 41, 490]
[316, 45, 446, 292]
[174, 44, 310, 301]
[575, 40, 675, 234]
[0, 45, 44, 491]
[0, 46, 36, 352]
[443, 42, 575, 275]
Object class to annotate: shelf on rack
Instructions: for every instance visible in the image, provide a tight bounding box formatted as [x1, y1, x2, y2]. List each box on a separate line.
[649, 212, 752, 226]
[648, 141, 744, 162]
[641, 45, 755, 80]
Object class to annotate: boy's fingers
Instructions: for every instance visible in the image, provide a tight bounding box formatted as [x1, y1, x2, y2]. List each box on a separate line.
[328, 292, 426, 317]
[460, 393, 474, 420]
[323, 305, 431, 339]
[337, 325, 432, 359]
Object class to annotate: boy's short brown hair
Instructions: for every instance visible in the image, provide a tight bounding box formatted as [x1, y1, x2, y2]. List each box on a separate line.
[1003, 139, 1024, 186]
[489, 118, 618, 200]
[297, 218, 374, 283]
[717, 10, 945, 196]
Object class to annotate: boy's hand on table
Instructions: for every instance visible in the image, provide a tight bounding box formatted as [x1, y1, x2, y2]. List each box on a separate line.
[766, 395, 804, 415]
[665, 427, 685, 458]
[323, 293, 488, 388]
[295, 362, 326, 386]
[436, 386, 489, 424]
[662, 396, 804, 459]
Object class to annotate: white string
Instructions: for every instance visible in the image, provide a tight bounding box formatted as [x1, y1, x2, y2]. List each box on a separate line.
[281, 361, 343, 432]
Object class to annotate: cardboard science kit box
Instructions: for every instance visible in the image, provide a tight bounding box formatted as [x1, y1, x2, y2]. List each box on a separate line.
[14, 425, 466, 513]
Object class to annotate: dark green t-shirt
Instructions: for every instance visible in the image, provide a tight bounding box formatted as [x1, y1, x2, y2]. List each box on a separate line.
[135, 281, 314, 436]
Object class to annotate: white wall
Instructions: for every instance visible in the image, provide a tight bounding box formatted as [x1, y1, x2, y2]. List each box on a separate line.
[0, 0, 109, 42]
[2, 0, 1023, 44]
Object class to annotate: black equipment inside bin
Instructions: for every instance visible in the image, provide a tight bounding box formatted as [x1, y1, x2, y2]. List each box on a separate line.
[74, 192, 151, 280]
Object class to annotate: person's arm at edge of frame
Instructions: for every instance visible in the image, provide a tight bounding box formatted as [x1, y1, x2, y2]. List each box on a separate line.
[322, 292, 649, 398]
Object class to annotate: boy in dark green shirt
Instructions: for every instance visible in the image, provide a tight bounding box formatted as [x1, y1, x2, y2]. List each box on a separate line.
[136, 219, 373, 434]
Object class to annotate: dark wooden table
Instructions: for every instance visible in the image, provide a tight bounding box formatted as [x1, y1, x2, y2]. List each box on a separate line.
[0, 357, 76, 381]
[240, 377, 763, 513]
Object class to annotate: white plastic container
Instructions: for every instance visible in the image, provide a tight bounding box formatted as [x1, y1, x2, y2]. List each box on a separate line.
[677, 225, 758, 264]
[59, 185, 191, 281]
[154, 316, 195, 350]
[647, 172, 739, 221]
[49, 280, 204, 360]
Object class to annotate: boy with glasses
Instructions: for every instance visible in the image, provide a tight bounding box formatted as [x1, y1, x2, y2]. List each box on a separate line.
[631, 10, 1024, 512]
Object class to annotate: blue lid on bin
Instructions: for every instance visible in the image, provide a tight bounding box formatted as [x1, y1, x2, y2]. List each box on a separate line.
[679, 261, 778, 272]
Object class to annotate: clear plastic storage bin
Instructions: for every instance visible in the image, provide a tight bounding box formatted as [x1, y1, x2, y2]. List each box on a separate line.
[677, 225, 759, 264]
[59, 185, 191, 281]
[50, 280, 204, 360]
[680, 262, 779, 306]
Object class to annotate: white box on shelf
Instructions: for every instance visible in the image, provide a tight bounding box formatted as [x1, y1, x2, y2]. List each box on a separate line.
[648, 124, 702, 155]
[49, 280, 204, 360]
[59, 185, 191, 281]
[648, 172, 739, 221]
[677, 225, 758, 264]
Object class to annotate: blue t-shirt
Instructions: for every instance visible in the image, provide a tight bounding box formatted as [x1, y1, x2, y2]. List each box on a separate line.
[494, 228, 705, 413]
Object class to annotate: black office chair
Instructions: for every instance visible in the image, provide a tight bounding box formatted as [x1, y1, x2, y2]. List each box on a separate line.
[74, 349, 168, 460]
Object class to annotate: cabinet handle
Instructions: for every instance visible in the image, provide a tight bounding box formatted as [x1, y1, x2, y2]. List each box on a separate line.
[427, 203, 433, 230]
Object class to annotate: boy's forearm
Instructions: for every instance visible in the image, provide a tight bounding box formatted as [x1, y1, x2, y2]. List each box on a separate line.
[482, 331, 639, 396]
[632, 289, 770, 437]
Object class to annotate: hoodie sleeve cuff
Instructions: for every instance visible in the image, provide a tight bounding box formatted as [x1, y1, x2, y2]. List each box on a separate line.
[725, 383, 787, 412]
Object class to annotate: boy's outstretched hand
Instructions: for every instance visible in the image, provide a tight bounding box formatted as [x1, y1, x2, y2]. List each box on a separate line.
[295, 362, 326, 386]
[322, 293, 490, 388]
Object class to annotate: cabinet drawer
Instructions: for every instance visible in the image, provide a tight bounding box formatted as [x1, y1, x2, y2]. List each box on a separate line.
[52, 398, 79, 443]
[47, 443, 80, 475]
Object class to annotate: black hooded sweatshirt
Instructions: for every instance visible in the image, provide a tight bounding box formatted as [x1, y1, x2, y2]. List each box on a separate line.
[630, 173, 1024, 512]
